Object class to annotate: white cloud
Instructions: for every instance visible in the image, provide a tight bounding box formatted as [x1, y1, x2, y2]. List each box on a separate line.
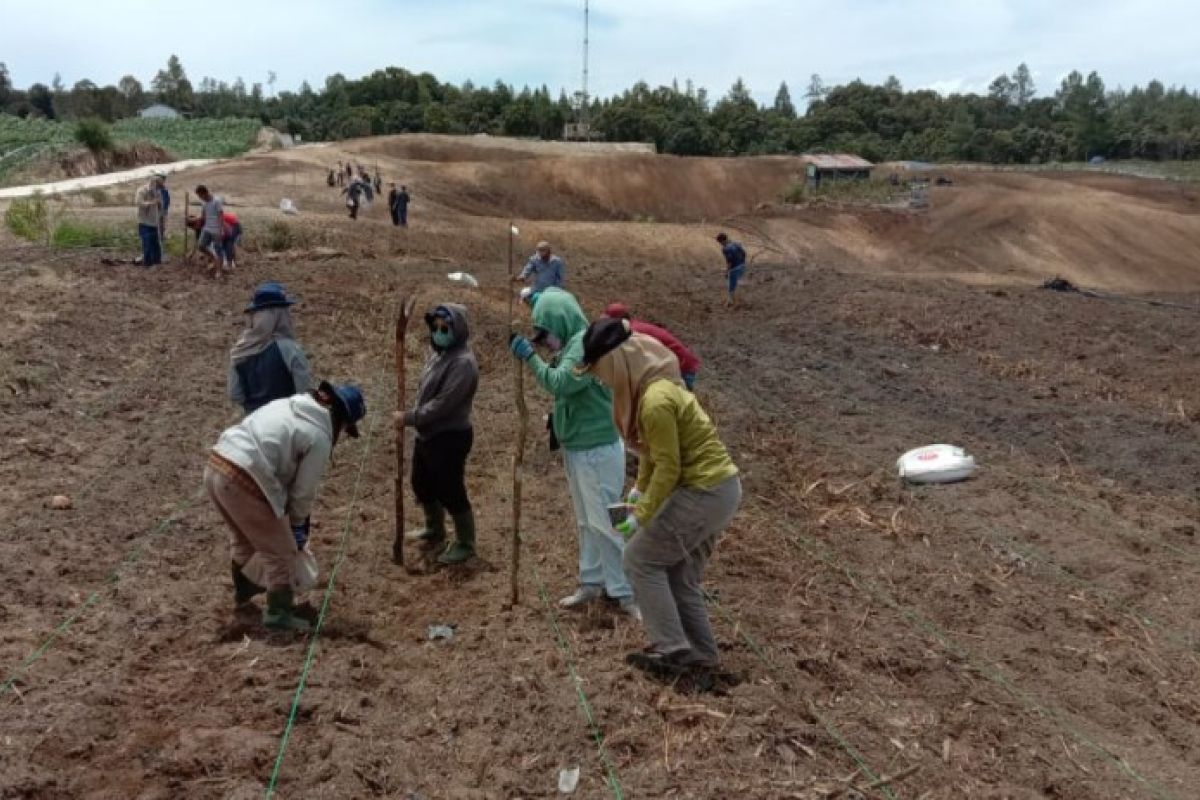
[1, 0, 1197, 101]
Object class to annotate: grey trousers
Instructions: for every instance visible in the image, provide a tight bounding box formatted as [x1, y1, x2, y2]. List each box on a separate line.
[622, 475, 742, 665]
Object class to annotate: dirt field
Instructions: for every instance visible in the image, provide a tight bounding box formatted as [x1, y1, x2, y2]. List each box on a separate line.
[3, 135, 1200, 799]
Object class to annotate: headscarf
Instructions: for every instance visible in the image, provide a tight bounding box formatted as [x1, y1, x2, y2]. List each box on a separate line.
[230, 306, 296, 362]
[591, 332, 682, 452]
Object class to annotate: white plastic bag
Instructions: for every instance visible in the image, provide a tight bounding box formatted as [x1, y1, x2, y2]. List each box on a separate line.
[897, 444, 977, 484]
[279, 198, 299, 215]
[242, 547, 319, 594]
[447, 271, 480, 288]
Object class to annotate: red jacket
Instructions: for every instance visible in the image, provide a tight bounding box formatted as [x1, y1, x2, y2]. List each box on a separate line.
[605, 303, 701, 375]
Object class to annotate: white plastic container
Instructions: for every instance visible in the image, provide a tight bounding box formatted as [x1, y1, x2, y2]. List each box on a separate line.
[241, 547, 319, 594]
[897, 444, 977, 484]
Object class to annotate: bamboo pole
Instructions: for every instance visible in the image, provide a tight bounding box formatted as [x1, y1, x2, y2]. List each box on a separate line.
[510, 221, 527, 605]
[393, 295, 418, 567]
[181, 191, 189, 264]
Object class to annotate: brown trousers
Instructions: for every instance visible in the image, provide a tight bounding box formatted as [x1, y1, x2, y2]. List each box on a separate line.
[204, 464, 296, 590]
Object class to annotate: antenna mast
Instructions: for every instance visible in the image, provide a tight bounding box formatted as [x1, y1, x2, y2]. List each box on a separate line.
[582, 0, 590, 141]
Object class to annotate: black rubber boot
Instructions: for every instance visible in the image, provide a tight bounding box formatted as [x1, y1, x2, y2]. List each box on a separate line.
[232, 561, 265, 605]
[264, 588, 312, 632]
[438, 509, 476, 565]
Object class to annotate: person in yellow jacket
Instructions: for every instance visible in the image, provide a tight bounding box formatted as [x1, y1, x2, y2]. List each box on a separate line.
[576, 317, 741, 679]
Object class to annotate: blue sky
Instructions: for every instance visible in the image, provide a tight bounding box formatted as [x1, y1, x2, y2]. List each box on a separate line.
[3, 0, 1197, 103]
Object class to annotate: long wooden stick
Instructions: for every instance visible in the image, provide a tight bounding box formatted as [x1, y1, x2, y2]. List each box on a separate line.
[181, 191, 189, 263]
[510, 222, 527, 605]
[393, 294, 418, 567]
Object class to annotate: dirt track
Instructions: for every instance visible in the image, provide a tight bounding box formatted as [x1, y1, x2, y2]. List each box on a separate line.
[3, 135, 1200, 798]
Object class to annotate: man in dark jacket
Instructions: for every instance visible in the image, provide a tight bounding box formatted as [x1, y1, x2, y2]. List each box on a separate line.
[387, 183, 400, 226]
[394, 185, 411, 226]
[402, 304, 480, 564]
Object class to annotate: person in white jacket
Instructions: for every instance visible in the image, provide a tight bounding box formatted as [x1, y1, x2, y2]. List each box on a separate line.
[204, 380, 366, 631]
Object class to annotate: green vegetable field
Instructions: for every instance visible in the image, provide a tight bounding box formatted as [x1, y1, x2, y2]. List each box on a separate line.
[0, 116, 260, 185]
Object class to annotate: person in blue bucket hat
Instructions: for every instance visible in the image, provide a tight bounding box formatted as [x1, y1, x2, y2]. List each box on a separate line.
[205, 379, 366, 631]
[228, 282, 312, 416]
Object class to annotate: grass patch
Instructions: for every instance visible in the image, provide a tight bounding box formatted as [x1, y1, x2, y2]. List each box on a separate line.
[784, 178, 903, 205]
[50, 219, 139, 249]
[5, 195, 54, 243]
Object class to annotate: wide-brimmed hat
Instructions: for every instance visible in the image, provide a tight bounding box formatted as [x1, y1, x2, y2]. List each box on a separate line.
[320, 380, 366, 438]
[245, 282, 297, 313]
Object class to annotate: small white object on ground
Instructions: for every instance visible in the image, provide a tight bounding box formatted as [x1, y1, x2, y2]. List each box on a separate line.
[427, 624, 456, 641]
[557, 766, 580, 794]
[897, 444, 977, 484]
[447, 272, 480, 288]
[279, 198, 299, 215]
[48, 495, 72, 510]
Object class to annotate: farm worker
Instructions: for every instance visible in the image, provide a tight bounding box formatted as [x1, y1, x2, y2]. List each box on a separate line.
[158, 174, 170, 245]
[715, 232, 747, 308]
[508, 288, 639, 618]
[327, 169, 336, 188]
[401, 305, 480, 565]
[604, 303, 701, 391]
[394, 184, 411, 227]
[387, 183, 400, 226]
[205, 381, 366, 631]
[341, 178, 371, 221]
[513, 240, 565, 292]
[577, 317, 741, 677]
[221, 210, 243, 270]
[194, 185, 225, 275]
[228, 282, 312, 415]
[134, 174, 165, 267]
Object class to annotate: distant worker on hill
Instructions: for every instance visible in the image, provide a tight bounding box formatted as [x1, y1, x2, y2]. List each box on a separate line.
[604, 303, 701, 390]
[345, 162, 353, 182]
[373, 170, 382, 196]
[394, 184, 411, 227]
[715, 232, 747, 308]
[228, 282, 312, 416]
[514, 240, 565, 292]
[341, 178, 372, 220]
[194, 185, 226, 275]
[387, 183, 400, 226]
[327, 169, 336, 188]
[205, 380, 366, 631]
[134, 173, 165, 268]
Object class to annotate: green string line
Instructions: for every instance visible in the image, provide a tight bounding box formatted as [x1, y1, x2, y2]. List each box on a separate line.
[530, 561, 625, 800]
[704, 592, 896, 800]
[976, 522, 1198, 654]
[781, 524, 1180, 800]
[264, 383, 383, 799]
[1, 489, 203, 699]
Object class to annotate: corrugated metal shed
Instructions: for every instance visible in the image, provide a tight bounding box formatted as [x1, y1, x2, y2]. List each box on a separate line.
[801, 154, 874, 169]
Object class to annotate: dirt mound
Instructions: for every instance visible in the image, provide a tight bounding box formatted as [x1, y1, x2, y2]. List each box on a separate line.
[57, 143, 174, 180]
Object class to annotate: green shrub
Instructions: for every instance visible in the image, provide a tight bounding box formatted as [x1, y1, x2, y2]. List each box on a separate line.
[5, 195, 52, 242]
[263, 220, 293, 251]
[75, 118, 114, 154]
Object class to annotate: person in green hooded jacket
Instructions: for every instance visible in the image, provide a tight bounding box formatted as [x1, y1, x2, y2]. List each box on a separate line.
[510, 288, 639, 618]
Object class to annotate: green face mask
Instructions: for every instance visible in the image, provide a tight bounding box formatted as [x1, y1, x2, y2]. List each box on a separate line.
[432, 329, 454, 349]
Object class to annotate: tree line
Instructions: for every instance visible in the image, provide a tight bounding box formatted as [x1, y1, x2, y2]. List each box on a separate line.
[2, 57, 1198, 163]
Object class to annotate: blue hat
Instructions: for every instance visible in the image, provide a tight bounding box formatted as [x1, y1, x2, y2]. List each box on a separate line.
[246, 282, 297, 313]
[320, 380, 366, 438]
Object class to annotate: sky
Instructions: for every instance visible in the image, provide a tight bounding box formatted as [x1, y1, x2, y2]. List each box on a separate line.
[2, 0, 1198, 104]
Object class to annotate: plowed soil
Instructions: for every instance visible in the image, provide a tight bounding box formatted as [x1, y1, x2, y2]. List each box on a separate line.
[2, 134, 1200, 799]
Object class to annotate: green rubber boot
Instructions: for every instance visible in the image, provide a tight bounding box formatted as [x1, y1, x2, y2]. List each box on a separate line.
[232, 561, 265, 605]
[263, 588, 311, 632]
[406, 501, 447, 549]
[438, 510, 476, 565]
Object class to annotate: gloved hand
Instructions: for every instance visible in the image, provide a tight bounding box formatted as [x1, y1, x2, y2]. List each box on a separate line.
[615, 515, 640, 540]
[292, 518, 310, 549]
[509, 334, 535, 362]
[626, 488, 643, 505]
